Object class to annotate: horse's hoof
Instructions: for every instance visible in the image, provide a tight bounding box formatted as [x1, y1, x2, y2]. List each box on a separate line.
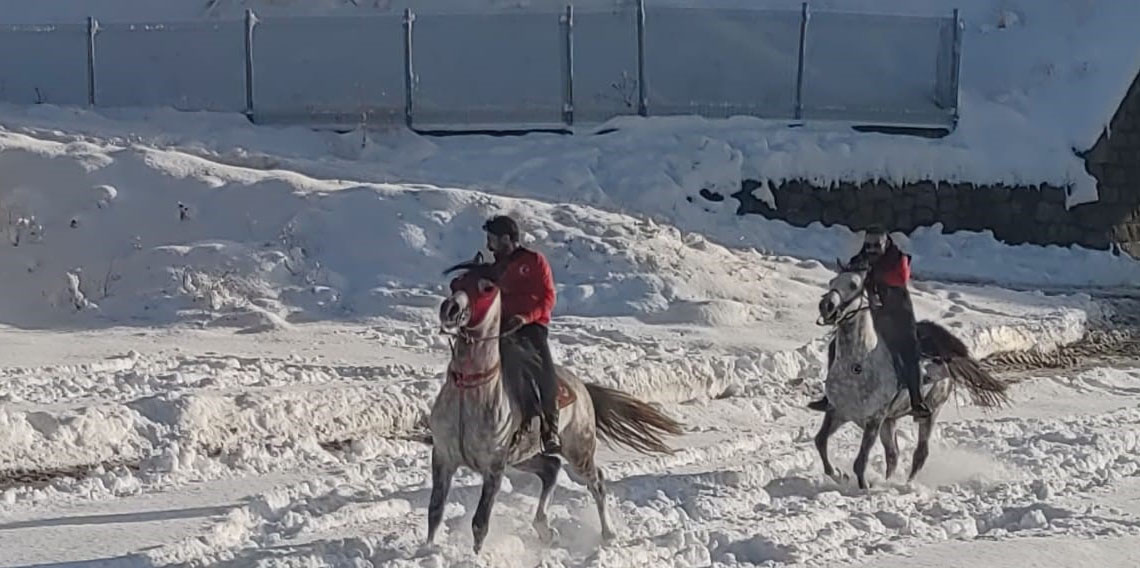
[601, 528, 616, 543]
[828, 471, 850, 485]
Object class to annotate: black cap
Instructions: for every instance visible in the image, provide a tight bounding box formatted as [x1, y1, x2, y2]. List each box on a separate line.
[863, 224, 887, 237]
[482, 215, 520, 242]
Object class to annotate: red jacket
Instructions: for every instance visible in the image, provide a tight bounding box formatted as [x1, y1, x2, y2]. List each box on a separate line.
[851, 244, 911, 289]
[451, 247, 558, 323]
[495, 248, 556, 326]
[872, 247, 911, 288]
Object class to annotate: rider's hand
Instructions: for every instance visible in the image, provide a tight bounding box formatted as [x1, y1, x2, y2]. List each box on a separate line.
[505, 315, 528, 333]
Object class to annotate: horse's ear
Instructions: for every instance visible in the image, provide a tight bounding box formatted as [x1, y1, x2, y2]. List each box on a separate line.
[473, 251, 485, 265]
[835, 258, 847, 273]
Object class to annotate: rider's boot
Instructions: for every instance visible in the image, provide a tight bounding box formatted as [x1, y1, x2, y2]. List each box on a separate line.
[908, 387, 932, 418]
[540, 411, 561, 455]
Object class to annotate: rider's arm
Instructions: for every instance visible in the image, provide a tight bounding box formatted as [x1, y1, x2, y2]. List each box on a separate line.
[878, 249, 911, 287]
[518, 252, 556, 324]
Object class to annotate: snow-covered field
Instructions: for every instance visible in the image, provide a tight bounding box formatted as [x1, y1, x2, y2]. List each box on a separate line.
[0, 0, 1138, 567]
[0, 111, 1136, 566]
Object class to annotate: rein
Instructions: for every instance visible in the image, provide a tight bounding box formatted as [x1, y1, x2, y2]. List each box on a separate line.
[439, 323, 519, 389]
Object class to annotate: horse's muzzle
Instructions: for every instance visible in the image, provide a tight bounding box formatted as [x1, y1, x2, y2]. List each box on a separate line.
[818, 292, 840, 325]
[439, 294, 469, 331]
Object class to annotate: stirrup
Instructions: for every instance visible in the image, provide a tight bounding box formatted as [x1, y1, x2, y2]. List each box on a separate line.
[540, 429, 562, 455]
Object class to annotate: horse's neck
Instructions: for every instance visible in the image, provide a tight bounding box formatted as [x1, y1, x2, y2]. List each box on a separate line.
[836, 309, 877, 356]
[446, 310, 501, 390]
[452, 319, 501, 372]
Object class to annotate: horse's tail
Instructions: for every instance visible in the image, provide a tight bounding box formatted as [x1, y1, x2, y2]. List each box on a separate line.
[917, 320, 1011, 409]
[945, 357, 1010, 408]
[585, 383, 683, 455]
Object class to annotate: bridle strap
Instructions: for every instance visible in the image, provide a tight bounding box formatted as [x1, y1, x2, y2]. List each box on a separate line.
[817, 282, 870, 327]
[448, 361, 503, 388]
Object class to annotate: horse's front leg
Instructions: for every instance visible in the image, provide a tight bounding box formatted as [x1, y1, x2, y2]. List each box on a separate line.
[427, 450, 457, 544]
[853, 418, 882, 490]
[814, 409, 844, 480]
[472, 465, 505, 554]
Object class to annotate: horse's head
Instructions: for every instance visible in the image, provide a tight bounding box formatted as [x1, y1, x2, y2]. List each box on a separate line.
[440, 252, 502, 334]
[818, 259, 869, 325]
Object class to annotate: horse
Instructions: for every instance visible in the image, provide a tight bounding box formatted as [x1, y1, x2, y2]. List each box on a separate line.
[428, 254, 683, 553]
[813, 262, 1010, 489]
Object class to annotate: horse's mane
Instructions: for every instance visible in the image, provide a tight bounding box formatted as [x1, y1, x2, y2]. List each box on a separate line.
[836, 256, 872, 274]
[442, 252, 499, 282]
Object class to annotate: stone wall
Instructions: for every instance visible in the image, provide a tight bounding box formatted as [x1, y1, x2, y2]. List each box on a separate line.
[733, 68, 1140, 255]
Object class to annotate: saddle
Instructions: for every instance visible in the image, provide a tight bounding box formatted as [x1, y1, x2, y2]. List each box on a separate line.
[555, 375, 577, 408]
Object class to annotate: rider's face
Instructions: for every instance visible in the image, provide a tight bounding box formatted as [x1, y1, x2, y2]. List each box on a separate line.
[485, 233, 511, 257]
[863, 234, 887, 255]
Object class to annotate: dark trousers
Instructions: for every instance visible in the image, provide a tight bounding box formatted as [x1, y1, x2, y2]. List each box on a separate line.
[827, 286, 923, 401]
[513, 323, 559, 432]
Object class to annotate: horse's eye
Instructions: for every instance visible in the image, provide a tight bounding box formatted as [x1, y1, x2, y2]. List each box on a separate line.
[848, 282, 858, 290]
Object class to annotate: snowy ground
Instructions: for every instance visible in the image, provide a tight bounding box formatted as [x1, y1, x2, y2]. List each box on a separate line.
[0, 2, 1138, 565]
[0, 106, 1138, 566]
[0, 312, 1138, 567]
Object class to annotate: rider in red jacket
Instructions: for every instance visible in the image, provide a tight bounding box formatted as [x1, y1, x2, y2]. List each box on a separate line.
[808, 228, 932, 418]
[483, 215, 561, 454]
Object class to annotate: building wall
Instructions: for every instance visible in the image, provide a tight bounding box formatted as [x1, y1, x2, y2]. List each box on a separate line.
[734, 68, 1140, 255]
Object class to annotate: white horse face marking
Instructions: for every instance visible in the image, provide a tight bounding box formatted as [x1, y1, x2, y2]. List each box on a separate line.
[819, 271, 865, 324]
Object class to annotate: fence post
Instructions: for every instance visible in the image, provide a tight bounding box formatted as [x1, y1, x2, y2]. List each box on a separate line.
[794, 2, 809, 120]
[561, 5, 574, 126]
[636, 0, 647, 116]
[950, 8, 962, 127]
[243, 9, 257, 120]
[86, 17, 98, 106]
[403, 8, 415, 129]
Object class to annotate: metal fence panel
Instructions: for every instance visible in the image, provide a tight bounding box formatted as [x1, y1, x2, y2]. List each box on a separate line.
[934, 15, 959, 112]
[802, 11, 953, 125]
[412, 11, 564, 129]
[643, 7, 802, 119]
[95, 21, 245, 112]
[0, 24, 88, 106]
[253, 15, 404, 124]
[573, 9, 640, 124]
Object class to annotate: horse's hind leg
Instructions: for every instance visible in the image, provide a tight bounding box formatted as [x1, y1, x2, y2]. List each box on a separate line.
[565, 441, 614, 542]
[879, 418, 900, 480]
[584, 465, 614, 543]
[814, 409, 845, 481]
[472, 467, 505, 554]
[516, 455, 562, 543]
[854, 419, 882, 490]
[427, 450, 457, 544]
[908, 416, 935, 481]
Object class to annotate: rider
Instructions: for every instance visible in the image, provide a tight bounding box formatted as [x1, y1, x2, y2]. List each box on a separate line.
[483, 215, 562, 455]
[808, 227, 933, 418]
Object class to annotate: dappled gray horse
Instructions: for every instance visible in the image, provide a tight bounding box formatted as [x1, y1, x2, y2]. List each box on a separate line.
[814, 263, 1009, 489]
[429, 256, 683, 553]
